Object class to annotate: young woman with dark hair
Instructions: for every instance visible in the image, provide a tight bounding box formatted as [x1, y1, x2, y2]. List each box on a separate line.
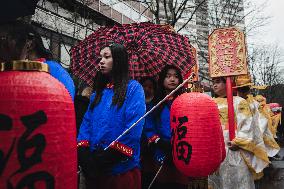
[140, 77, 157, 104]
[77, 43, 146, 189]
[144, 65, 188, 189]
[90, 43, 129, 109]
[139, 77, 157, 188]
[139, 77, 157, 144]
[153, 65, 184, 145]
[155, 65, 183, 101]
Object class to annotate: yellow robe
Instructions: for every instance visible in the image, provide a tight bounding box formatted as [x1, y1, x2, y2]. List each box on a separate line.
[246, 95, 280, 157]
[208, 96, 269, 189]
[271, 112, 282, 137]
[255, 95, 275, 137]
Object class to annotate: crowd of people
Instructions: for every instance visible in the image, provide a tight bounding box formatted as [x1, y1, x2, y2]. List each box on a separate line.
[0, 20, 283, 189]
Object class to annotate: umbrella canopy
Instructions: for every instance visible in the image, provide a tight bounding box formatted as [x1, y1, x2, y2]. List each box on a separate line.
[70, 22, 196, 86]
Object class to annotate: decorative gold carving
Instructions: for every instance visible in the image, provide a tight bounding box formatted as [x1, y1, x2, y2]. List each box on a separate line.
[208, 27, 248, 77]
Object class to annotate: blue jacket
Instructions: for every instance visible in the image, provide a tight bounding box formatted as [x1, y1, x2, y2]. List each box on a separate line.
[142, 102, 157, 141]
[143, 101, 172, 163]
[144, 101, 172, 142]
[45, 60, 75, 100]
[156, 102, 172, 141]
[77, 80, 146, 175]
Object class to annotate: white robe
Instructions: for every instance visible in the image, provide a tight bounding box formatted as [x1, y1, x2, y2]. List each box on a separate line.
[247, 95, 279, 157]
[209, 96, 269, 189]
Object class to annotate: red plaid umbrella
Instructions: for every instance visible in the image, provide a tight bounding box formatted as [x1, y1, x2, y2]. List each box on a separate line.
[70, 22, 196, 86]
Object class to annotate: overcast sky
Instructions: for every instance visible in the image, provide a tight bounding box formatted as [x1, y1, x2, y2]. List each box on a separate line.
[246, 0, 284, 47]
[246, 0, 284, 67]
[261, 0, 284, 47]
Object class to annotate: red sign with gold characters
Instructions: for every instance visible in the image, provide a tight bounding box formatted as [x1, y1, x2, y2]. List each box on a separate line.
[208, 27, 248, 77]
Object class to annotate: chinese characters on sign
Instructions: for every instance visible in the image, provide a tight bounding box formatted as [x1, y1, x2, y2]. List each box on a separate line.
[172, 116, 192, 165]
[0, 111, 55, 189]
[208, 27, 248, 77]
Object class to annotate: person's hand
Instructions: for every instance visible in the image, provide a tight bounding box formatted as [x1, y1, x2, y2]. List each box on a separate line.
[154, 149, 165, 165]
[78, 146, 90, 168]
[148, 138, 171, 153]
[78, 147, 98, 177]
[92, 148, 129, 175]
[227, 141, 239, 151]
[156, 139, 171, 154]
[152, 139, 173, 165]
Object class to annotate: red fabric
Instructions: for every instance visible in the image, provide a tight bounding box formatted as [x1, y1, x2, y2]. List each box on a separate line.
[171, 92, 225, 177]
[77, 140, 90, 147]
[35, 58, 46, 62]
[147, 134, 160, 144]
[85, 168, 141, 189]
[70, 22, 196, 86]
[106, 83, 114, 89]
[110, 141, 133, 157]
[0, 71, 77, 189]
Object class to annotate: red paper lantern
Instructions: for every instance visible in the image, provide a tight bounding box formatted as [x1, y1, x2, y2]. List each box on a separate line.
[0, 61, 77, 189]
[171, 92, 225, 177]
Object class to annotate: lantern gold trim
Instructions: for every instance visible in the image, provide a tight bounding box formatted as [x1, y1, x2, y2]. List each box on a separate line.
[0, 60, 49, 73]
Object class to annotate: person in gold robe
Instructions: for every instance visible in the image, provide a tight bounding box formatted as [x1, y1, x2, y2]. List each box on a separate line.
[234, 75, 280, 159]
[208, 77, 269, 189]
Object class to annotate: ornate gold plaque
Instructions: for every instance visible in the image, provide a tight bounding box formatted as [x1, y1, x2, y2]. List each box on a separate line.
[208, 27, 248, 78]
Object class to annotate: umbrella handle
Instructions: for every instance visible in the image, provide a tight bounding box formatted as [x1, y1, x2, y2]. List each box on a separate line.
[104, 72, 196, 151]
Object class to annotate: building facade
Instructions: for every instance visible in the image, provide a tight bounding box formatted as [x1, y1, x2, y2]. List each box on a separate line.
[32, 0, 153, 68]
[31, 0, 245, 89]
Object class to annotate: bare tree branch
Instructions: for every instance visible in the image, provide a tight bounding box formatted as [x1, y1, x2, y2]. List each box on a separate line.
[125, 0, 206, 29]
[177, 0, 206, 32]
[248, 43, 284, 99]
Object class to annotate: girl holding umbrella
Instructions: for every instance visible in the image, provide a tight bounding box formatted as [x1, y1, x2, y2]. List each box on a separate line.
[145, 65, 188, 189]
[77, 43, 146, 189]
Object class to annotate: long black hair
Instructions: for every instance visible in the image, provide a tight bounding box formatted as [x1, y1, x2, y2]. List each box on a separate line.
[153, 65, 184, 110]
[0, 20, 34, 62]
[139, 76, 157, 92]
[90, 43, 129, 110]
[0, 20, 52, 62]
